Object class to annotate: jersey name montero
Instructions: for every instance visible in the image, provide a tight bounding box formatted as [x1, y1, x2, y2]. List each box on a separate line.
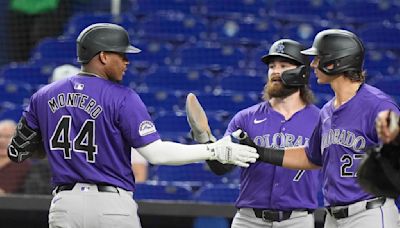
[48, 92, 103, 119]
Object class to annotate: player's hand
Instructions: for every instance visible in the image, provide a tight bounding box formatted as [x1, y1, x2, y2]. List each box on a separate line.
[186, 93, 216, 143]
[208, 130, 259, 167]
[375, 110, 399, 144]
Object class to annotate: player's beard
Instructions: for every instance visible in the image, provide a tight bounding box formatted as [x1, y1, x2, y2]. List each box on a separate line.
[263, 81, 298, 100]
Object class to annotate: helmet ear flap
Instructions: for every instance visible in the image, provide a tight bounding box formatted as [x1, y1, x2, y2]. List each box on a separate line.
[281, 65, 310, 87]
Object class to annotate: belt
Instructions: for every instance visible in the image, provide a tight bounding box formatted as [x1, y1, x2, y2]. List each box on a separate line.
[56, 184, 119, 194]
[327, 197, 386, 219]
[253, 209, 313, 222]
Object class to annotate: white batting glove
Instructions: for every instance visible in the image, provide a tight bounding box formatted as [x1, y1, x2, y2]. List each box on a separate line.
[207, 130, 259, 167]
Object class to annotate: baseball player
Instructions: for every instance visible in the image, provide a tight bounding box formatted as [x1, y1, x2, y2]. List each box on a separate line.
[240, 29, 400, 228]
[6, 23, 258, 228]
[188, 39, 321, 228]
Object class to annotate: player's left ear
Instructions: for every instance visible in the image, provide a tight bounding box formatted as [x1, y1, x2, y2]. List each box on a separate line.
[99, 51, 108, 64]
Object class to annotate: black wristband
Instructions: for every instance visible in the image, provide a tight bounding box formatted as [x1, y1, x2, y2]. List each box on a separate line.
[239, 136, 284, 166]
[257, 147, 285, 166]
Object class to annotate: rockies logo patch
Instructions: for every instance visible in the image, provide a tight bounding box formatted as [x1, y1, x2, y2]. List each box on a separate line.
[139, 121, 156, 136]
[275, 43, 285, 53]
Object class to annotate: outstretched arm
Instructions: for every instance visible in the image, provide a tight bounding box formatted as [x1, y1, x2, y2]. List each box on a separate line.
[136, 132, 258, 167]
[238, 132, 319, 170]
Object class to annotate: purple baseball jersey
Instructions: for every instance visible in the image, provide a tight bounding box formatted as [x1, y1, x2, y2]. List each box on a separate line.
[306, 84, 400, 206]
[23, 74, 160, 191]
[226, 102, 321, 210]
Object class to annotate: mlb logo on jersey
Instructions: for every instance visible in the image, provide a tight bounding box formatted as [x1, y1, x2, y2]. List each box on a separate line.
[74, 83, 84, 90]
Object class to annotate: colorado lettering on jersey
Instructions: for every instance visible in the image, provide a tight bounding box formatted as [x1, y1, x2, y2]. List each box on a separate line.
[253, 133, 309, 148]
[321, 129, 366, 152]
[48, 93, 103, 119]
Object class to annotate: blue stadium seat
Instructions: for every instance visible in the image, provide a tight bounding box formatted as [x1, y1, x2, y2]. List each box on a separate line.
[138, 91, 183, 114]
[132, 0, 198, 17]
[0, 82, 32, 105]
[282, 22, 328, 47]
[0, 64, 52, 90]
[63, 12, 136, 39]
[137, 14, 207, 44]
[141, 68, 213, 93]
[0, 103, 24, 122]
[152, 163, 236, 184]
[193, 185, 239, 203]
[201, 0, 269, 19]
[335, 1, 399, 25]
[194, 93, 259, 113]
[31, 38, 76, 64]
[134, 182, 192, 200]
[219, 76, 265, 93]
[178, 44, 246, 69]
[127, 41, 174, 68]
[359, 24, 400, 49]
[153, 114, 191, 133]
[370, 77, 400, 96]
[364, 50, 399, 76]
[270, 0, 333, 23]
[209, 19, 280, 47]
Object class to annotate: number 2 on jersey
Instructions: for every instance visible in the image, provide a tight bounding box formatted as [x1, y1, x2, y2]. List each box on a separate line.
[50, 115, 98, 163]
[340, 154, 364, 177]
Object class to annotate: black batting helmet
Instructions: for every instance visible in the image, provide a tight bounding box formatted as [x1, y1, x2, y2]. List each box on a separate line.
[262, 39, 310, 87]
[77, 23, 141, 64]
[301, 29, 364, 76]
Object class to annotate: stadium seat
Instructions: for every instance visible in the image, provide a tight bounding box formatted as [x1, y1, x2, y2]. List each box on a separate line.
[194, 93, 259, 113]
[152, 163, 238, 185]
[31, 38, 76, 64]
[134, 182, 192, 200]
[137, 14, 207, 44]
[0, 64, 52, 90]
[63, 12, 136, 38]
[152, 113, 193, 142]
[0, 82, 31, 104]
[0, 103, 24, 122]
[201, 0, 269, 19]
[132, 0, 197, 18]
[270, 0, 333, 23]
[127, 41, 173, 67]
[177, 44, 246, 70]
[359, 24, 400, 49]
[140, 68, 213, 93]
[138, 91, 183, 114]
[153, 114, 191, 133]
[364, 50, 399, 76]
[335, 1, 399, 25]
[193, 184, 239, 203]
[209, 19, 280, 47]
[219, 75, 265, 93]
[282, 22, 328, 47]
[370, 77, 400, 96]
